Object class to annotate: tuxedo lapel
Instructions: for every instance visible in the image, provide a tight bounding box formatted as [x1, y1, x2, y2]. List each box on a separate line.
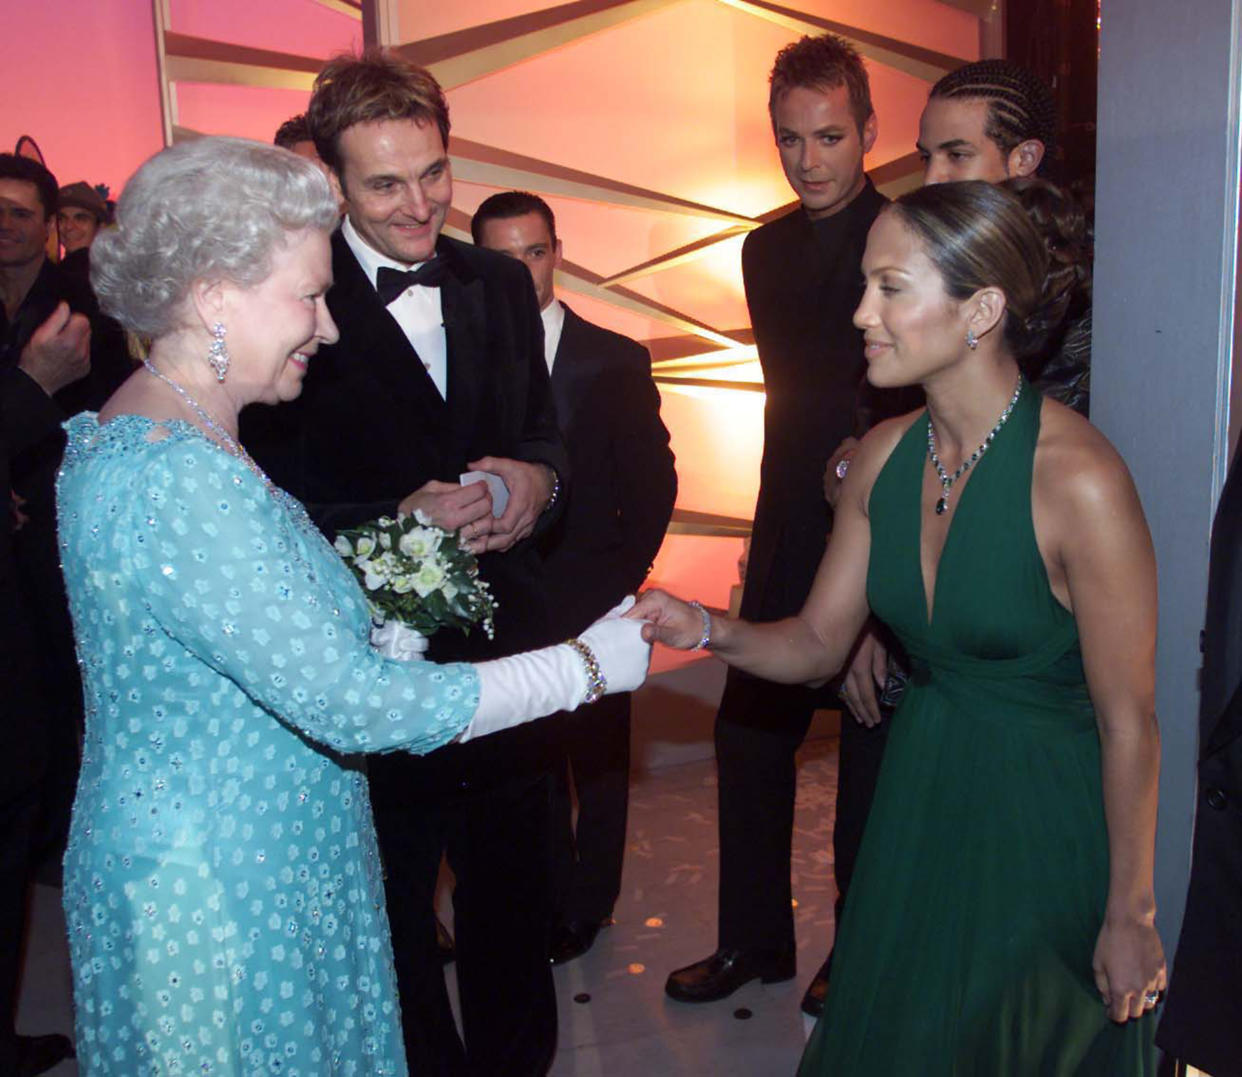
[550, 306, 586, 430]
[439, 242, 487, 448]
[328, 230, 448, 427]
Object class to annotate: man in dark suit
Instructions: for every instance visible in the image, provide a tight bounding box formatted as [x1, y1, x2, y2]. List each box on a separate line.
[0, 329, 88, 1076]
[1156, 451, 1242, 1077]
[242, 53, 568, 1077]
[472, 191, 677, 963]
[663, 34, 902, 1016]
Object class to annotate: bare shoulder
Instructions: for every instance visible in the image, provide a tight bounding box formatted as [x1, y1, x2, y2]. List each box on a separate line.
[846, 409, 924, 517]
[1033, 398, 1146, 528]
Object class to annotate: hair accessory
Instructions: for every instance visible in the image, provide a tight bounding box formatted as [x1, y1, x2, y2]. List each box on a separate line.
[927, 375, 1022, 515]
[207, 322, 229, 381]
[965, 327, 978, 351]
[564, 637, 607, 704]
[688, 600, 712, 651]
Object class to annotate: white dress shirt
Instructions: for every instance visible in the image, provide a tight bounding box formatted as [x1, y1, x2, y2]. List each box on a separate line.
[342, 216, 449, 398]
[540, 298, 565, 377]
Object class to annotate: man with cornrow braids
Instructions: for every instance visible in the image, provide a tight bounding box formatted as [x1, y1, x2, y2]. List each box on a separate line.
[916, 58, 1058, 184]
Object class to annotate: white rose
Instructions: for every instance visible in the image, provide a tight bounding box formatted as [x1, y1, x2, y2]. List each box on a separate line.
[333, 535, 353, 556]
[391, 575, 417, 595]
[412, 561, 447, 597]
[379, 532, 393, 550]
[398, 527, 441, 560]
[354, 535, 377, 559]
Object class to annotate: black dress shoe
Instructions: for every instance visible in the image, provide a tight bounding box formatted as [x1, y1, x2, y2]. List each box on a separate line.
[16, 1033, 75, 1077]
[436, 915, 455, 966]
[800, 954, 832, 1017]
[664, 946, 796, 1003]
[549, 918, 608, 965]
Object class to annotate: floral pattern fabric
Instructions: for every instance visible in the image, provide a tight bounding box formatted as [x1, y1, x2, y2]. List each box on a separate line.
[56, 413, 479, 1076]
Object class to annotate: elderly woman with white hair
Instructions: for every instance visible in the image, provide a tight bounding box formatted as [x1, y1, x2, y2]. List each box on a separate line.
[55, 136, 650, 1077]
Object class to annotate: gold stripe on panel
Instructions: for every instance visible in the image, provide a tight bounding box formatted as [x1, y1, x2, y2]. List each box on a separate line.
[162, 32, 321, 90]
[450, 138, 755, 224]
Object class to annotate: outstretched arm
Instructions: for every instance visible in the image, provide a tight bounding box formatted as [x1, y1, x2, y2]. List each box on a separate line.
[633, 417, 907, 685]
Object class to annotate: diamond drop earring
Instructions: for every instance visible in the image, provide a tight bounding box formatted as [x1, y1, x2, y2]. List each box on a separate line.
[207, 322, 229, 381]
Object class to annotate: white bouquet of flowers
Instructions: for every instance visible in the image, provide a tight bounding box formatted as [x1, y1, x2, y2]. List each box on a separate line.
[334, 512, 496, 659]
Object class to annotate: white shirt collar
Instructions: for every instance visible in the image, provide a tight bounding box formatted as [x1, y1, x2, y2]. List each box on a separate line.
[540, 298, 565, 375]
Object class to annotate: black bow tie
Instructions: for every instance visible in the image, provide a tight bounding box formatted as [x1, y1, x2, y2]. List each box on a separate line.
[376, 260, 448, 305]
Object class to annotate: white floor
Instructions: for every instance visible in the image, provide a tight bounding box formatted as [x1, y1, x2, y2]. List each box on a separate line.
[17, 659, 842, 1076]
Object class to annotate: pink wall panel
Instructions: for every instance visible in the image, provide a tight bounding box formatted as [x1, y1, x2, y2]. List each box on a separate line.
[447, 1, 796, 218]
[659, 383, 763, 519]
[175, 84, 315, 143]
[398, 0, 978, 63]
[1, 1, 163, 201]
[170, 0, 361, 58]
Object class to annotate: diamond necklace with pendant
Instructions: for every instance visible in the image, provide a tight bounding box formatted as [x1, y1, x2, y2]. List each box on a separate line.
[926, 376, 1022, 515]
[142, 358, 276, 494]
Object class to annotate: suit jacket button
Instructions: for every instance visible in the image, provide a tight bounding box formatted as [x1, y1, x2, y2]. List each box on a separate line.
[1205, 786, 1228, 811]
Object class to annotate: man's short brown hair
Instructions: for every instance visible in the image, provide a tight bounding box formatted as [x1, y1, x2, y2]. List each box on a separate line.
[768, 34, 873, 134]
[307, 49, 450, 177]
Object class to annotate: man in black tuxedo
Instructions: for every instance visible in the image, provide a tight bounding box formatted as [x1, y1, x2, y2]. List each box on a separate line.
[242, 53, 567, 1077]
[472, 192, 677, 964]
[1156, 451, 1242, 1077]
[664, 34, 903, 1015]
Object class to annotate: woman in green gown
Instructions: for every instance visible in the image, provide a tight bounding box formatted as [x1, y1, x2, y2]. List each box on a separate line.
[631, 181, 1164, 1074]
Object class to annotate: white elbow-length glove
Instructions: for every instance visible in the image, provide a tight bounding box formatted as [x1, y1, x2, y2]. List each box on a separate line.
[460, 596, 651, 742]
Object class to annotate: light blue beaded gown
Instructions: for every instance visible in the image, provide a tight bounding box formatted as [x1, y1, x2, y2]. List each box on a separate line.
[56, 413, 481, 1077]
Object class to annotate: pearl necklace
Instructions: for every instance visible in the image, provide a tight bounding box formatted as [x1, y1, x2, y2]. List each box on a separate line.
[926, 376, 1022, 515]
[141, 359, 276, 494]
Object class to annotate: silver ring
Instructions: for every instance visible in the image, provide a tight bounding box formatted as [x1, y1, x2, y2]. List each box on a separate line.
[1143, 991, 1160, 1007]
[835, 457, 851, 480]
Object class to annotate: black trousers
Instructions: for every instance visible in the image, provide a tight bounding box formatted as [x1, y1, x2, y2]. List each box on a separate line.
[550, 692, 631, 925]
[715, 667, 889, 957]
[369, 733, 557, 1077]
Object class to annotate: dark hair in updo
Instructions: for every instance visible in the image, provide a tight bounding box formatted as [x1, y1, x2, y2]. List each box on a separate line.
[889, 181, 1072, 359]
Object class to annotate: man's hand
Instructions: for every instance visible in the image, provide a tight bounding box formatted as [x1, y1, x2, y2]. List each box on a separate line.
[823, 437, 859, 509]
[397, 479, 494, 552]
[19, 302, 91, 396]
[467, 456, 554, 553]
[836, 625, 888, 727]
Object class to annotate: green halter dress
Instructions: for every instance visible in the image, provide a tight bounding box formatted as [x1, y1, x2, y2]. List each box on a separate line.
[798, 384, 1156, 1075]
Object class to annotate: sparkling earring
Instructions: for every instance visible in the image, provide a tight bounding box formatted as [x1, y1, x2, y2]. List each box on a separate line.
[965, 327, 979, 351]
[207, 322, 229, 381]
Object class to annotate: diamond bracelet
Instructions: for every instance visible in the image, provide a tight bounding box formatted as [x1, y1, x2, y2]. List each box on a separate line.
[565, 637, 607, 704]
[688, 600, 712, 651]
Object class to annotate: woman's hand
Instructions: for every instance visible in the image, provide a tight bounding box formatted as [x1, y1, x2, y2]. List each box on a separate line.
[629, 589, 710, 650]
[1092, 914, 1166, 1022]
